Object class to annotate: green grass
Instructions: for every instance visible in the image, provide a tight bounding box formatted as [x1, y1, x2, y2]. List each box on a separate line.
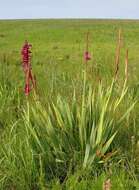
[0, 19, 139, 189]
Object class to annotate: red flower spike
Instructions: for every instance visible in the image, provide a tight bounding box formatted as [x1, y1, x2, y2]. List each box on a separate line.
[21, 40, 32, 73]
[84, 51, 91, 61]
[21, 40, 36, 96]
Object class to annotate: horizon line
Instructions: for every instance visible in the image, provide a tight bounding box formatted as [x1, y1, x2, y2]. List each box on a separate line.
[0, 17, 139, 21]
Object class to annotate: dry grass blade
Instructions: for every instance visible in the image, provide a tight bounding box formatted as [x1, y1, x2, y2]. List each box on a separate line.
[86, 31, 89, 52]
[125, 49, 128, 81]
[114, 29, 122, 80]
[103, 178, 111, 190]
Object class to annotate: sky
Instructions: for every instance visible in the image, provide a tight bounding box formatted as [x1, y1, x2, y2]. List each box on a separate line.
[0, 0, 139, 19]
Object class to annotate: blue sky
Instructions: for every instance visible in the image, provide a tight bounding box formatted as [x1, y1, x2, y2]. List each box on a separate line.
[0, 0, 139, 19]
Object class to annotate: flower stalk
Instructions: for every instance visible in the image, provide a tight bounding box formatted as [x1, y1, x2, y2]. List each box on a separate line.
[21, 40, 36, 96]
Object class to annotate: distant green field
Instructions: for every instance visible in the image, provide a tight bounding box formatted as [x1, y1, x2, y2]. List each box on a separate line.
[0, 19, 139, 190]
[0, 19, 139, 94]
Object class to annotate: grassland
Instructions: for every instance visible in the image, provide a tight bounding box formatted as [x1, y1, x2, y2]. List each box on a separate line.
[0, 19, 139, 189]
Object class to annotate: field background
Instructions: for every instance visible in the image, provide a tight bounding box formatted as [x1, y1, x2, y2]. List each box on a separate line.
[0, 19, 139, 190]
[1, 19, 139, 92]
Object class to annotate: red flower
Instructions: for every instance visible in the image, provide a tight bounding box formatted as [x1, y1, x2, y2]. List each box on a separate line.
[84, 51, 91, 61]
[21, 40, 36, 96]
[21, 40, 32, 73]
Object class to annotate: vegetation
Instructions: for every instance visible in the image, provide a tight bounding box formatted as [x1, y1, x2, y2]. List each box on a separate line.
[0, 19, 139, 189]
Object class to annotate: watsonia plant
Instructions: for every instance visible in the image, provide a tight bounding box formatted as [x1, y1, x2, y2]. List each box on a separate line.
[0, 73, 136, 189]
